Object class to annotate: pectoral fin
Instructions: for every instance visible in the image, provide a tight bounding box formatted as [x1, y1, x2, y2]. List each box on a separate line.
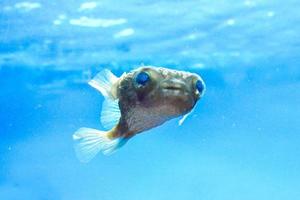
[178, 108, 195, 126]
[100, 98, 121, 130]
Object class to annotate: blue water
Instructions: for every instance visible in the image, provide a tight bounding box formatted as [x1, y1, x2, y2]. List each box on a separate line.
[1, 0, 300, 199]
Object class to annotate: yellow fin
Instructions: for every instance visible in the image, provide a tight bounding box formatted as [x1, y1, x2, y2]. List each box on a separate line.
[72, 127, 127, 163]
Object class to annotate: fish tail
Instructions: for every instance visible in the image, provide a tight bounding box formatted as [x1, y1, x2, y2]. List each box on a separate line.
[72, 127, 127, 163]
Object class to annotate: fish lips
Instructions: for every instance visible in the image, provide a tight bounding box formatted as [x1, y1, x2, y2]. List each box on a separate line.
[160, 79, 195, 99]
[160, 86, 196, 109]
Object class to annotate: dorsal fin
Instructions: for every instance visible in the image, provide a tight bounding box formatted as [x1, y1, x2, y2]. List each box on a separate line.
[88, 69, 118, 100]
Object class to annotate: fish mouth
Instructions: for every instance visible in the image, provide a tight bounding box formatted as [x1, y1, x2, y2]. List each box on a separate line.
[161, 85, 190, 97]
[162, 86, 183, 91]
[161, 78, 187, 93]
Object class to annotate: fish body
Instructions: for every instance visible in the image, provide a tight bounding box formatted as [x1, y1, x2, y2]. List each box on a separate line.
[73, 66, 205, 162]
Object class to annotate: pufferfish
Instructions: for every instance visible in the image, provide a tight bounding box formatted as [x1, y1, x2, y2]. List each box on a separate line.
[73, 66, 205, 162]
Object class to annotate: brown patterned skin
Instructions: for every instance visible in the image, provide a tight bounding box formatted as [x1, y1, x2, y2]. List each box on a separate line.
[108, 67, 204, 139]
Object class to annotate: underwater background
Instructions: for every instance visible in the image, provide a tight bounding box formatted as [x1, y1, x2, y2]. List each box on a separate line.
[1, 0, 300, 199]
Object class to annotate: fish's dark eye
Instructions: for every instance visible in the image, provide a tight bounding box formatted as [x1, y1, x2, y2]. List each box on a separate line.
[135, 71, 150, 86]
[196, 80, 204, 93]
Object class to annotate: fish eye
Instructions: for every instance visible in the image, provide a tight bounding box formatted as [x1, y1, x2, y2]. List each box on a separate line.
[135, 71, 150, 86]
[196, 80, 204, 94]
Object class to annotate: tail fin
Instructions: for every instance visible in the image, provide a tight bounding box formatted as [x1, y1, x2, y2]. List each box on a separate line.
[72, 127, 127, 163]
